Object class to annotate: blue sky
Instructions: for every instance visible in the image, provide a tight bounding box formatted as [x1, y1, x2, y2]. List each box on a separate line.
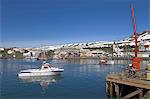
[1, 0, 150, 47]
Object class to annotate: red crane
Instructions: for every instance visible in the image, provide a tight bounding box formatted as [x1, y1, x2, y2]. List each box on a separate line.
[131, 4, 140, 71]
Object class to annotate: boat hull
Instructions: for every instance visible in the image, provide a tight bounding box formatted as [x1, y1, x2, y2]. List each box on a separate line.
[18, 69, 64, 77]
[18, 72, 61, 77]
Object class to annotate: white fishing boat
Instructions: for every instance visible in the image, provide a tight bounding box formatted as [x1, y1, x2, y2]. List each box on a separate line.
[17, 62, 64, 77]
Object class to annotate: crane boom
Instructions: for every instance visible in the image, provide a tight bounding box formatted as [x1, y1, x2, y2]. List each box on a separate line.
[131, 4, 140, 71]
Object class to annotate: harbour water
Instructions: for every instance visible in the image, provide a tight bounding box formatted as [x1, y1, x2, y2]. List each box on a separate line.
[0, 59, 149, 99]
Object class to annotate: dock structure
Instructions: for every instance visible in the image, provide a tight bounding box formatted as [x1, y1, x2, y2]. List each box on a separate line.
[106, 74, 150, 98]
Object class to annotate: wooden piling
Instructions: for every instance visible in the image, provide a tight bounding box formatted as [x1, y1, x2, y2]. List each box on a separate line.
[114, 83, 119, 97]
[110, 82, 113, 98]
[106, 81, 108, 96]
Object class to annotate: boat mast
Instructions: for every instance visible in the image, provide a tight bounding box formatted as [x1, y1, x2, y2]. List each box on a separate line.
[131, 4, 140, 71]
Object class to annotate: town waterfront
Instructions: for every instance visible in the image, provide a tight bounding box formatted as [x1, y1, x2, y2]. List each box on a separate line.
[0, 59, 149, 99]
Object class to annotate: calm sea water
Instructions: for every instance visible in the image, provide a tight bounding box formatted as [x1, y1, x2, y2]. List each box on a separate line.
[0, 59, 148, 99]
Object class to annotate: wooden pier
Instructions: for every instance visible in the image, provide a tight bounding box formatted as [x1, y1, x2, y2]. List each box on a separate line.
[106, 74, 150, 98]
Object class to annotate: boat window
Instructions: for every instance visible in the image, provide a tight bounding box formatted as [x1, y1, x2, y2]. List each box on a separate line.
[44, 67, 48, 69]
[21, 72, 31, 73]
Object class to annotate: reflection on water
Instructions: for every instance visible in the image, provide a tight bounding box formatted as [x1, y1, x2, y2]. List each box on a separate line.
[18, 75, 63, 89]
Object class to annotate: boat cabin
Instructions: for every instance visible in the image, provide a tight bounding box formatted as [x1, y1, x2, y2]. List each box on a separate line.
[41, 63, 51, 69]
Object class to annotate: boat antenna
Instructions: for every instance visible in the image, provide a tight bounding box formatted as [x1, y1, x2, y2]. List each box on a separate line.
[131, 4, 140, 71]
